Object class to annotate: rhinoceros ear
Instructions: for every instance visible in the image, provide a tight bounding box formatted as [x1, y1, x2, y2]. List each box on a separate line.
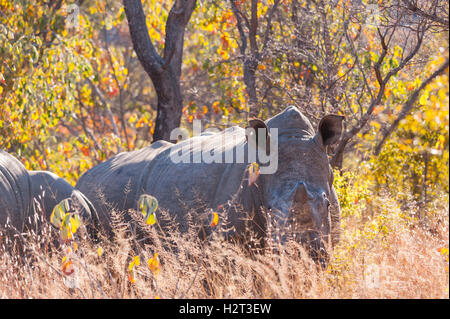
[316, 115, 345, 147]
[247, 118, 270, 154]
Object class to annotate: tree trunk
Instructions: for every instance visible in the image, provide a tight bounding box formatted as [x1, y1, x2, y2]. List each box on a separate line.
[152, 72, 183, 141]
[243, 58, 258, 118]
[123, 0, 196, 142]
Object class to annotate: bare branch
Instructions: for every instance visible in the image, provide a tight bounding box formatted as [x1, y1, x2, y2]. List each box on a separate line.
[249, 0, 259, 54]
[375, 58, 449, 155]
[123, 0, 164, 77]
[261, 0, 281, 53]
[123, 0, 197, 141]
[331, 4, 429, 168]
[402, 0, 449, 29]
[163, 0, 197, 80]
[87, 78, 122, 152]
[343, 15, 375, 102]
[230, 0, 249, 56]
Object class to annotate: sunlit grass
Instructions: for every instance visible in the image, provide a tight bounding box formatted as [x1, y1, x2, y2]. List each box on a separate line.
[0, 191, 448, 299]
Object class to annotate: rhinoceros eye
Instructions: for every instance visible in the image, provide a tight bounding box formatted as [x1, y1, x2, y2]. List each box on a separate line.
[322, 193, 330, 208]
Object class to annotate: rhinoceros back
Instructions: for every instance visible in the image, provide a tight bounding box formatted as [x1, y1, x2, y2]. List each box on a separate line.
[75, 140, 173, 228]
[136, 127, 249, 223]
[0, 150, 33, 231]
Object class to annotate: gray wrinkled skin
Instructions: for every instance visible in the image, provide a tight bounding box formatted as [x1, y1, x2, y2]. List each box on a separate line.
[0, 150, 97, 236]
[0, 150, 33, 232]
[29, 170, 97, 224]
[76, 106, 343, 264]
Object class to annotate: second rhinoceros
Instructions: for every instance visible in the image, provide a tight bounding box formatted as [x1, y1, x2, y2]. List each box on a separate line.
[76, 106, 344, 264]
[0, 150, 98, 238]
[0, 150, 33, 232]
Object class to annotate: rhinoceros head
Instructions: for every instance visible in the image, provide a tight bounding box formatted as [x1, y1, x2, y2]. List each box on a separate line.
[251, 106, 344, 266]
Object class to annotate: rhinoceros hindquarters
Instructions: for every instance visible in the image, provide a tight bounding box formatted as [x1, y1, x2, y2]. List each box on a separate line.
[0, 150, 33, 232]
[28, 170, 102, 241]
[29, 170, 75, 220]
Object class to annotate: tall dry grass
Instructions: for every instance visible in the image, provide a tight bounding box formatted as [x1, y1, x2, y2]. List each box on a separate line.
[0, 193, 448, 299]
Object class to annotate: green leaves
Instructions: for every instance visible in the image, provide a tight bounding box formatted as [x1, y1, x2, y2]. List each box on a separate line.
[138, 194, 158, 225]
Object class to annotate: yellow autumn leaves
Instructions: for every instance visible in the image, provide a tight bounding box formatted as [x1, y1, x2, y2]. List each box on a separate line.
[248, 162, 260, 186]
[50, 198, 82, 241]
[210, 212, 219, 227]
[438, 247, 449, 273]
[128, 253, 161, 284]
[50, 199, 83, 281]
[128, 255, 140, 284]
[138, 194, 158, 225]
[148, 253, 160, 277]
[128, 194, 161, 283]
[61, 255, 75, 276]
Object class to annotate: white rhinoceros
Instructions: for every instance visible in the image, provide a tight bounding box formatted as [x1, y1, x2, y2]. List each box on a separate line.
[0, 150, 98, 237]
[0, 150, 33, 232]
[76, 106, 344, 264]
